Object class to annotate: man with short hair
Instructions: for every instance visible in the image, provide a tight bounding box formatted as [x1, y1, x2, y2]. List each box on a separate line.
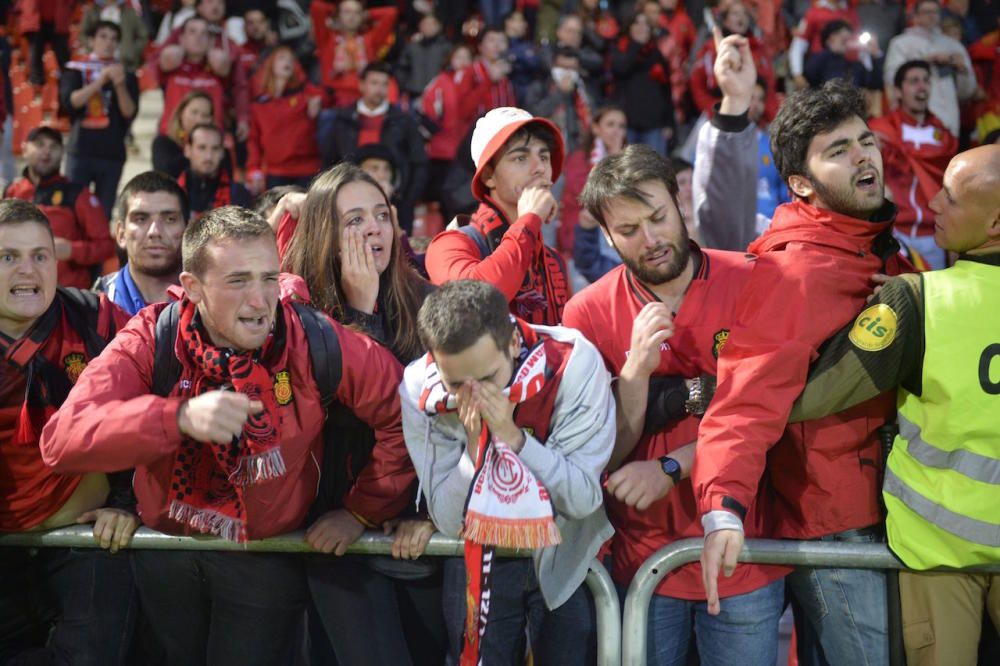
[324, 62, 428, 233]
[5, 126, 113, 289]
[524, 47, 593, 154]
[179, 124, 251, 218]
[94, 171, 190, 315]
[871, 59, 958, 269]
[41, 205, 415, 665]
[60, 19, 140, 218]
[790, 145, 1000, 666]
[425, 107, 570, 326]
[401, 279, 614, 665]
[470, 26, 517, 115]
[0, 198, 136, 665]
[884, 0, 976, 136]
[696, 79, 913, 665]
[563, 34, 786, 665]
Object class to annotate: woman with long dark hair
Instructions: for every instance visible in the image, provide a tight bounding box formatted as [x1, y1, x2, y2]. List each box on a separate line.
[275, 164, 444, 665]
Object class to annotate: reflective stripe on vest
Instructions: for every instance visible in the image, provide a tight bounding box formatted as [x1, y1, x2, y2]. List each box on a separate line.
[884, 259, 1000, 570]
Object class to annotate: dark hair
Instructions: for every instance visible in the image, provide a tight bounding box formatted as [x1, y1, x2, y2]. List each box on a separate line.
[253, 184, 306, 219]
[180, 15, 209, 33]
[769, 78, 868, 183]
[182, 206, 275, 276]
[479, 25, 506, 44]
[26, 125, 63, 146]
[186, 123, 223, 145]
[894, 59, 932, 89]
[0, 199, 52, 236]
[361, 61, 393, 81]
[820, 19, 852, 47]
[913, 0, 940, 13]
[88, 19, 122, 41]
[281, 163, 429, 361]
[490, 122, 558, 169]
[114, 171, 190, 226]
[580, 144, 680, 230]
[417, 280, 514, 355]
[669, 157, 693, 173]
[553, 46, 581, 63]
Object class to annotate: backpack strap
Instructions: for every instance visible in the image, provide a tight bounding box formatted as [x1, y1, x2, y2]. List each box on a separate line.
[151, 301, 182, 397]
[57, 287, 116, 360]
[457, 224, 490, 260]
[291, 302, 342, 409]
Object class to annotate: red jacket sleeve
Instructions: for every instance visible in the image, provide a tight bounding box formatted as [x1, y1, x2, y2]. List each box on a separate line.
[692, 256, 826, 518]
[247, 103, 263, 172]
[424, 213, 544, 302]
[690, 44, 718, 116]
[335, 324, 415, 524]
[363, 6, 398, 61]
[276, 211, 298, 261]
[40, 307, 186, 473]
[70, 190, 115, 268]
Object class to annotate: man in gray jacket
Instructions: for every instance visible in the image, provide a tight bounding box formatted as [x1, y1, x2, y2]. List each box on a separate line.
[400, 280, 614, 665]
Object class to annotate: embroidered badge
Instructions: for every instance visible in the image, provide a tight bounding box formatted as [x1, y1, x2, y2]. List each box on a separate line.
[63, 353, 87, 384]
[273, 370, 293, 405]
[712, 329, 730, 359]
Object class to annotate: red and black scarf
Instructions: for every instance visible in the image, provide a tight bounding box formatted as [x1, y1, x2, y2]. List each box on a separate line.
[178, 169, 233, 219]
[168, 299, 284, 543]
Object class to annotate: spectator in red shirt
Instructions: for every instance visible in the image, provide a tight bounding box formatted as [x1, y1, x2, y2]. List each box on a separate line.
[21, 0, 73, 87]
[0, 198, 135, 665]
[157, 16, 227, 137]
[871, 59, 958, 268]
[424, 107, 570, 325]
[246, 47, 322, 195]
[312, 0, 398, 107]
[5, 127, 113, 289]
[470, 26, 518, 116]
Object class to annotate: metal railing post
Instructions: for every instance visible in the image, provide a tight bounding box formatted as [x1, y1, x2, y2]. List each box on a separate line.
[0, 527, 621, 665]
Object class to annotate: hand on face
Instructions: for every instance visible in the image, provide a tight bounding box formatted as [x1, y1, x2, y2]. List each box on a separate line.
[517, 183, 558, 224]
[339, 224, 380, 314]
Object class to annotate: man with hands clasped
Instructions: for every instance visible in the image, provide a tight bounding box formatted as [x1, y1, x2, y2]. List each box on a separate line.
[561, 30, 785, 665]
[425, 107, 572, 326]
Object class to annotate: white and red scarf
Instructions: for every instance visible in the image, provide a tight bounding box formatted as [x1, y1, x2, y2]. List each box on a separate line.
[418, 323, 560, 665]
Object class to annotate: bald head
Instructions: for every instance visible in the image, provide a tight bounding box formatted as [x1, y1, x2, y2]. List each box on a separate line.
[930, 145, 1000, 254]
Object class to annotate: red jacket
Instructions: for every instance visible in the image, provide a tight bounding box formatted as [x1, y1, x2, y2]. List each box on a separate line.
[563, 250, 787, 599]
[247, 84, 323, 179]
[870, 109, 957, 237]
[421, 67, 481, 161]
[558, 149, 592, 254]
[469, 60, 517, 117]
[425, 202, 571, 326]
[690, 36, 778, 120]
[313, 4, 398, 107]
[1, 291, 128, 531]
[799, 4, 860, 53]
[158, 60, 226, 136]
[18, 0, 75, 34]
[40, 299, 415, 539]
[5, 174, 113, 289]
[693, 201, 911, 539]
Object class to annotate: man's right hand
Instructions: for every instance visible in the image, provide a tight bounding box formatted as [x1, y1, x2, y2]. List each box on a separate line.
[177, 390, 264, 444]
[622, 302, 674, 379]
[713, 27, 756, 117]
[701, 528, 744, 615]
[517, 184, 558, 224]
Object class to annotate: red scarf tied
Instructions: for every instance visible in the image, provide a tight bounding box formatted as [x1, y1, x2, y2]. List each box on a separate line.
[168, 299, 284, 543]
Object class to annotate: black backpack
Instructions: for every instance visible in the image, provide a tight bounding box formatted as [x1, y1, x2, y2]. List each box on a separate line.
[150, 301, 375, 516]
[59, 287, 117, 360]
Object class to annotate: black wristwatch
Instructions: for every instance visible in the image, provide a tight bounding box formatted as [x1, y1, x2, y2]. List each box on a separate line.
[659, 456, 682, 485]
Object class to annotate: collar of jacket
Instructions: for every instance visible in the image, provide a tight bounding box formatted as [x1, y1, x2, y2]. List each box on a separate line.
[749, 199, 896, 257]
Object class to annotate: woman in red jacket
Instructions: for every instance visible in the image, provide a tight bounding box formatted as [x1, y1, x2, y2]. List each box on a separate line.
[421, 44, 478, 205]
[246, 48, 323, 195]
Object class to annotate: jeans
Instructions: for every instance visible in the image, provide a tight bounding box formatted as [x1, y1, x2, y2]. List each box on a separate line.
[442, 556, 596, 665]
[306, 554, 447, 666]
[627, 128, 668, 156]
[618, 577, 784, 666]
[131, 549, 306, 666]
[0, 547, 137, 666]
[65, 154, 125, 220]
[787, 528, 889, 666]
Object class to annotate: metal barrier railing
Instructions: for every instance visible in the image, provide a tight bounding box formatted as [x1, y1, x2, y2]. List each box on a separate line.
[0, 527, 621, 666]
[622, 537, 1000, 665]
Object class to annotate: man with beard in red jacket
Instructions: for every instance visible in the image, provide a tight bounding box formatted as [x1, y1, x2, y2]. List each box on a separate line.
[870, 59, 958, 270]
[424, 107, 570, 326]
[41, 206, 414, 666]
[695, 78, 912, 666]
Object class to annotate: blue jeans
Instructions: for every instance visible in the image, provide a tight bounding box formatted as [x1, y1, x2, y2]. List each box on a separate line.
[628, 128, 668, 156]
[66, 154, 125, 219]
[620, 578, 784, 666]
[442, 556, 596, 665]
[787, 529, 889, 666]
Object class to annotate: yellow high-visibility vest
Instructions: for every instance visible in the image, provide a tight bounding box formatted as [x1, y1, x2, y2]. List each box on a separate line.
[884, 259, 1000, 569]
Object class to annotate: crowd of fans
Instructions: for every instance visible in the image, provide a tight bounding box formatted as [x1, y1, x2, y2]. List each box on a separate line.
[1, 0, 1000, 665]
